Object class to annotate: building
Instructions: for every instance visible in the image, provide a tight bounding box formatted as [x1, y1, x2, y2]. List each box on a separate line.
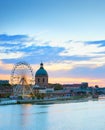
[0, 80, 12, 98]
[0, 80, 9, 85]
[63, 84, 81, 89]
[35, 62, 48, 87]
[81, 82, 88, 88]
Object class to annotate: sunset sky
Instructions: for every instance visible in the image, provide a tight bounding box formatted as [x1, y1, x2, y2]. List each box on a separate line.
[0, 0, 105, 87]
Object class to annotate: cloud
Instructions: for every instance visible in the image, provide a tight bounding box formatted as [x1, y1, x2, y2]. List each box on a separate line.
[0, 34, 105, 65]
[0, 34, 28, 42]
[68, 65, 105, 78]
[59, 41, 105, 57]
[0, 34, 105, 67]
[0, 61, 13, 78]
[0, 34, 105, 86]
[49, 77, 105, 87]
[0, 52, 26, 59]
[0, 74, 10, 80]
[0, 60, 13, 70]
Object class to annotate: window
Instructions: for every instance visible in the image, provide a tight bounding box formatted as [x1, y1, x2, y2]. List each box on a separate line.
[38, 78, 40, 82]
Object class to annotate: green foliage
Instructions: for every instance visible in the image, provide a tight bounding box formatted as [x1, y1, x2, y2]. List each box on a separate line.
[18, 96, 23, 100]
[54, 84, 63, 90]
[95, 85, 99, 88]
[35, 93, 45, 99]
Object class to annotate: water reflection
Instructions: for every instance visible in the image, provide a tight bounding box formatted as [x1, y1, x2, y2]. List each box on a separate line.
[0, 100, 105, 130]
[19, 104, 32, 127]
[19, 104, 50, 130]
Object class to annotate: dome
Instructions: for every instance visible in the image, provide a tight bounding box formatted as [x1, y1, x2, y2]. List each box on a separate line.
[35, 63, 48, 77]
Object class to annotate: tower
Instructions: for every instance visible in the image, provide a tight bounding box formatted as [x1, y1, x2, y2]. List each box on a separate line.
[35, 63, 48, 87]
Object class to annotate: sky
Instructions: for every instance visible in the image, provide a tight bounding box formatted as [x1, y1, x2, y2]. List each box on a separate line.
[0, 0, 105, 87]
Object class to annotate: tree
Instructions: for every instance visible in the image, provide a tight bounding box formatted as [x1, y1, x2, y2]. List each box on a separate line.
[95, 85, 99, 88]
[54, 84, 63, 90]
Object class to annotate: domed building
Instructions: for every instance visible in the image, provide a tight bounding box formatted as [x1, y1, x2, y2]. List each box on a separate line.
[35, 63, 48, 87]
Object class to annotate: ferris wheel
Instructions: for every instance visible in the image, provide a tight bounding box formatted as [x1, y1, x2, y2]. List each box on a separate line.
[10, 61, 35, 98]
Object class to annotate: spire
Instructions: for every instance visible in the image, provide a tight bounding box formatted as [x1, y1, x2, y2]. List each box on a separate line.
[40, 62, 43, 68]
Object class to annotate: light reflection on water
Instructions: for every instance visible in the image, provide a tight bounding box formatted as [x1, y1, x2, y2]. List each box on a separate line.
[0, 99, 105, 130]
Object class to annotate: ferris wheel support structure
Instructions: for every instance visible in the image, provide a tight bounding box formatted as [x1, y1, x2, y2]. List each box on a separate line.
[10, 61, 35, 99]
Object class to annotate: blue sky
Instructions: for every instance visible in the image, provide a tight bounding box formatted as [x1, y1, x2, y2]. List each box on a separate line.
[1, 0, 105, 40]
[0, 0, 105, 86]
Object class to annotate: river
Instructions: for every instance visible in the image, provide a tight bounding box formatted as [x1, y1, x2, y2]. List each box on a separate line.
[0, 99, 105, 130]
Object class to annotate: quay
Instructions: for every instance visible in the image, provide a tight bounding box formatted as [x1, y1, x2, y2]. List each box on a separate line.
[0, 95, 94, 105]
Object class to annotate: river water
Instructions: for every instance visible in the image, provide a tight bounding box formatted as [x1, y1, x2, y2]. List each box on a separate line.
[0, 99, 105, 130]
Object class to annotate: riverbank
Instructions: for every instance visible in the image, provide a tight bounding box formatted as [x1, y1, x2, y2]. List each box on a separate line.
[17, 96, 95, 105]
[0, 99, 17, 105]
[0, 96, 95, 105]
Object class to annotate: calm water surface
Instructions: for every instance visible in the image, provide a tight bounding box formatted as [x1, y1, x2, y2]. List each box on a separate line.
[0, 99, 105, 130]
